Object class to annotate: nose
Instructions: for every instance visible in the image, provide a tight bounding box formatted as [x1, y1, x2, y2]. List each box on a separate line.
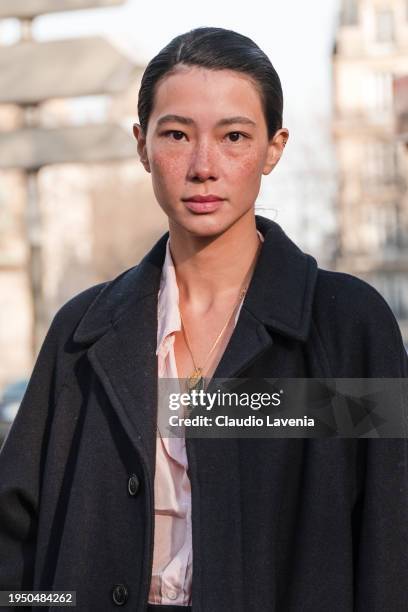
[187, 138, 218, 182]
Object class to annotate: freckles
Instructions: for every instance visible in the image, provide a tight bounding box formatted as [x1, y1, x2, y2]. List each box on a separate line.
[151, 151, 185, 179]
[232, 150, 263, 177]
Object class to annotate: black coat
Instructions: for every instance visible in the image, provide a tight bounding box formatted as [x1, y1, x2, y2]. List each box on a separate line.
[0, 215, 407, 612]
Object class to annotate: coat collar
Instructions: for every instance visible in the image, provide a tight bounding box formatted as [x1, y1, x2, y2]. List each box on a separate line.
[73, 215, 318, 346]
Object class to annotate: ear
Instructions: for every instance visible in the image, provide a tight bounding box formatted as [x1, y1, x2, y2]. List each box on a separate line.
[133, 123, 151, 173]
[262, 128, 289, 175]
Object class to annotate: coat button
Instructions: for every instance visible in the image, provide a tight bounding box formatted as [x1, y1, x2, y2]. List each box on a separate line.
[112, 584, 128, 606]
[127, 474, 140, 496]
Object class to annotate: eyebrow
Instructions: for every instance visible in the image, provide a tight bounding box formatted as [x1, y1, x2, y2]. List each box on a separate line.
[156, 114, 257, 128]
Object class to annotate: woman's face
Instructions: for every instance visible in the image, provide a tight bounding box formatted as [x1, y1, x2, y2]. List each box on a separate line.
[133, 65, 288, 237]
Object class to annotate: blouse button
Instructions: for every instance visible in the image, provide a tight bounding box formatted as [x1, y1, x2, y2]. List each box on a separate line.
[166, 589, 178, 600]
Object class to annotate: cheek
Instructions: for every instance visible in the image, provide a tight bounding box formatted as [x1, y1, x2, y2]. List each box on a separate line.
[229, 149, 265, 182]
[150, 150, 186, 185]
[149, 144, 266, 188]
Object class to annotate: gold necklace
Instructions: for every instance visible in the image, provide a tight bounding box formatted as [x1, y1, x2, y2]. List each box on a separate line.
[179, 284, 248, 393]
[178, 235, 262, 393]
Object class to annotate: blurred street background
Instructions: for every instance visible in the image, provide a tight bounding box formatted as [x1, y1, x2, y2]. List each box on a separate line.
[0, 0, 407, 440]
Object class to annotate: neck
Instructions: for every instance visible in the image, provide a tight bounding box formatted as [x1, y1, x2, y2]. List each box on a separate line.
[168, 210, 261, 314]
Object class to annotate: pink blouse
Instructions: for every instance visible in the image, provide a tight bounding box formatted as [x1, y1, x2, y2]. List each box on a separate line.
[149, 231, 264, 605]
[149, 237, 192, 605]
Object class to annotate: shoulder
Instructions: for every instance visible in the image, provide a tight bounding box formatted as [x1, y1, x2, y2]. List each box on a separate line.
[50, 281, 110, 337]
[32, 281, 110, 383]
[48, 262, 142, 346]
[314, 268, 395, 323]
[312, 269, 408, 377]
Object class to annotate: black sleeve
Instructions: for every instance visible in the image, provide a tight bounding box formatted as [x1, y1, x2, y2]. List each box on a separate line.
[353, 294, 408, 610]
[313, 271, 408, 610]
[0, 283, 106, 592]
[354, 437, 408, 611]
[0, 313, 61, 590]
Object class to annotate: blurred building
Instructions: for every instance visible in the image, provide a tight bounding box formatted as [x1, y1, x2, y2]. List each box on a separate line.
[332, 0, 408, 344]
[0, 105, 33, 386]
[394, 75, 408, 344]
[395, 74, 408, 143]
[0, 60, 167, 390]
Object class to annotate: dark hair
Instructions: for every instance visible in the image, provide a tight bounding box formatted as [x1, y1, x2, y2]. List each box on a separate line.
[137, 27, 283, 140]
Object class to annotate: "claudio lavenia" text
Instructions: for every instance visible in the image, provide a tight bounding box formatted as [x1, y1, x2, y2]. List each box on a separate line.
[168, 415, 315, 428]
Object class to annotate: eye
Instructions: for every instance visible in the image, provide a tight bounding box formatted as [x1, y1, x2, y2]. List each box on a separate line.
[226, 131, 247, 143]
[162, 130, 186, 141]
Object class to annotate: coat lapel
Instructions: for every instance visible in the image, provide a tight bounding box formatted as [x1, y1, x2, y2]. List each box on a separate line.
[85, 295, 159, 471]
[73, 234, 167, 474]
[210, 215, 318, 380]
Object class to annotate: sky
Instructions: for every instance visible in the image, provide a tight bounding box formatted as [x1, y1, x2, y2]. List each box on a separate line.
[0, 0, 341, 252]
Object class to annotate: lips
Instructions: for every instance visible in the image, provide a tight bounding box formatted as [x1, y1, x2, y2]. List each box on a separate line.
[182, 194, 225, 214]
[182, 195, 224, 203]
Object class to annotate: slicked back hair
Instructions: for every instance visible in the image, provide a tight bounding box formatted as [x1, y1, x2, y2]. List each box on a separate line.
[137, 27, 283, 140]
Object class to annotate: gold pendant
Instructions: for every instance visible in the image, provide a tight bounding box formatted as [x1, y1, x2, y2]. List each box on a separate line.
[187, 367, 203, 391]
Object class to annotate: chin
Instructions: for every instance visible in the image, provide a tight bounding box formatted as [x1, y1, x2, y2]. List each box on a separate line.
[171, 209, 237, 239]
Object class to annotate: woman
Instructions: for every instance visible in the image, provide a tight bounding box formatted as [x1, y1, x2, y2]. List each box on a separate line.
[0, 27, 407, 612]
